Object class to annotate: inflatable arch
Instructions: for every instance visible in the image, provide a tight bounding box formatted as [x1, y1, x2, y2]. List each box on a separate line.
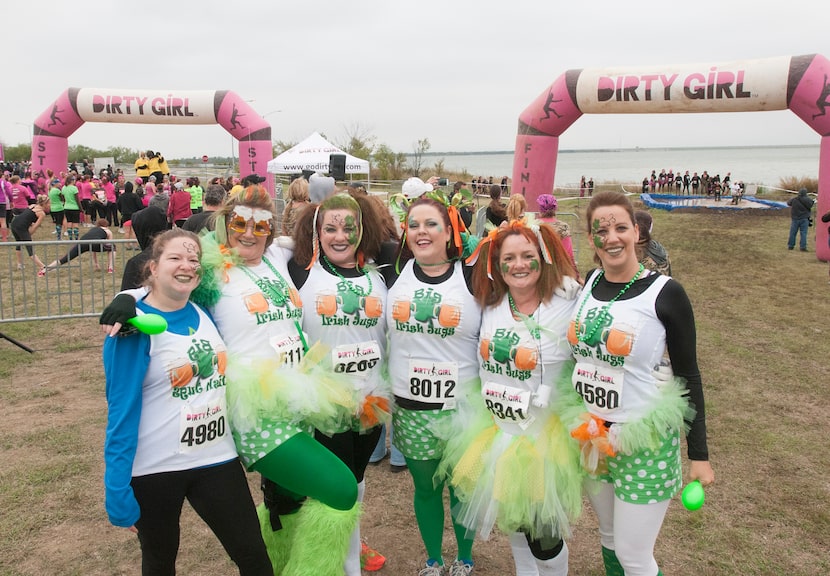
[30, 88, 275, 195]
[512, 54, 830, 260]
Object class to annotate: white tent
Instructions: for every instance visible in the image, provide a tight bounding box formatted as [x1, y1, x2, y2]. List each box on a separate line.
[266, 132, 370, 175]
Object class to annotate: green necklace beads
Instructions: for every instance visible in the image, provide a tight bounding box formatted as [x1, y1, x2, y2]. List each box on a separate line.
[574, 264, 644, 344]
[322, 254, 372, 297]
[508, 293, 542, 340]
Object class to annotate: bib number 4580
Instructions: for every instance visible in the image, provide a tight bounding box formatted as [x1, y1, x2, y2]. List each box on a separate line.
[574, 381, 619, 410]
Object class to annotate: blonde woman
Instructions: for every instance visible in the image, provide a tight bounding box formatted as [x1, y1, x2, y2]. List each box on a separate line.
[281, 177, 310, 236]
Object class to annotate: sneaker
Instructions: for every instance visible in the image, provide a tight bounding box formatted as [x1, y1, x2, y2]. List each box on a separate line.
[107, 267, 114, 274]
[118, 228, 125, 234]
[16, 264, 23, 271]
[448, 560, 473, 576]
[391, 463, 408, 473]
[418, 560, 444, 576]
[37, 267, 46, 277]
[360, 542, 386, 571]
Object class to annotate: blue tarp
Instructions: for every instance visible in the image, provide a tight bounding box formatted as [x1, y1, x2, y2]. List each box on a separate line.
[640, 193, 788, 212]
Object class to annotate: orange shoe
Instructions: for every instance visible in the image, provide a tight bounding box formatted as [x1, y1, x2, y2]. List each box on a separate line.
[360, 542, 386, 571]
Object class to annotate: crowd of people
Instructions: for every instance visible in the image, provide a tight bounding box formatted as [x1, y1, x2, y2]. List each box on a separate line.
[1, 155, 271, 276]
[641, 169, 745, 202]
[96, 171, 713, 576]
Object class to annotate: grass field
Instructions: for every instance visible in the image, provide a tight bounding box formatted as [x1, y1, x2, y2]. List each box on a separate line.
[0, 195, 828, 575]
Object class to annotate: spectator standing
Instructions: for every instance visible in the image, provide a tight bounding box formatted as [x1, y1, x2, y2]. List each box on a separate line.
[146, 151, 162, 184]
[682, 171, 691, 194]
[47, 178, 65, 240]
[691, 172, 700, 195]
[62, 175, 81, 241]
[634, 210, 672, 276]
[787, 188, 814, 251]
[588, 177, 594, 197]
[134, 152, 150, 183]
[280, 177, 310, 236]
[167, 182, 192, 228]
[821, 208, 830, 283]
[182, 184, 226, 233]
[188, 177, 204, 214]
[536, 193, 576, 271]
[485, 184, 507, 231]
[118, 180, 145, 246]
[0, 172, 10, 240]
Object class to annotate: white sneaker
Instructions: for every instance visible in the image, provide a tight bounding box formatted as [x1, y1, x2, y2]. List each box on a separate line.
[448, 560, 473, 576]
[118, 228, 125, 234]
[418, 561, 444, 576]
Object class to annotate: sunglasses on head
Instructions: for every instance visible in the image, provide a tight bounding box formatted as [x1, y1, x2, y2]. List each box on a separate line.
[228, 206, 273, 237]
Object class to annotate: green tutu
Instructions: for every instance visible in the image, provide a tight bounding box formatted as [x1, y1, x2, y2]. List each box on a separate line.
[225, 341, 358, 438]
[436, 365, 584, 540]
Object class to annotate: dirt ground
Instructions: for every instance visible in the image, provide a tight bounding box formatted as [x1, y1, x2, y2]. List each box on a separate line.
[0, 319, 708, 576]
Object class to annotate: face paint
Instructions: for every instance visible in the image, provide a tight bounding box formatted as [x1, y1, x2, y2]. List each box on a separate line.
[529, 259, 540, 271]
[183, 240, 199, 254]
[345, 214, 358, 246]
[592, 218, 604, 248]
[501, 262, 510, 274]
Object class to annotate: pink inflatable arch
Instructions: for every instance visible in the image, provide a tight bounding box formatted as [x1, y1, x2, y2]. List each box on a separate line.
[30, 88, 275, 195]
[513, 54, 830, 260]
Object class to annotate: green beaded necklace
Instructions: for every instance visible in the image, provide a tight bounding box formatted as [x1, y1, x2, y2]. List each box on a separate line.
[508, 293, 541, 340]
[322, 254, 372, 297]
[574, 264, 644, 344]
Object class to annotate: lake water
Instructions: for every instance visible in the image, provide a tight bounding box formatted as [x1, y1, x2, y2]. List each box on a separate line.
[419, 145, 820, 188]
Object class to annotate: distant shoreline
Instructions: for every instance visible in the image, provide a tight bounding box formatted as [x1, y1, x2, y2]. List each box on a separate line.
[418, 143, 820, 157]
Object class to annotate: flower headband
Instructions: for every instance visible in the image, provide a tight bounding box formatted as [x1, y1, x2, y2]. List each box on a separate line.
[391, 187, 473, 263]
[466, 218, 553, 280]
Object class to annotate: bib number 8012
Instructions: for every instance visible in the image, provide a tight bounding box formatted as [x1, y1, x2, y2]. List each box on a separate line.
[410, 377, 455, 400]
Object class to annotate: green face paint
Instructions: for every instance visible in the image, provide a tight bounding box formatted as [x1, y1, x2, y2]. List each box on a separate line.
[345, 214, 358, 245]
[529, 259, 540, 271]
[501, 262, 510, 274]
[592, 218, 604, 248]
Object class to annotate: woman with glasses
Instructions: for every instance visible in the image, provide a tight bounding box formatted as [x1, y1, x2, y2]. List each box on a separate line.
[101, 186, 360, 576]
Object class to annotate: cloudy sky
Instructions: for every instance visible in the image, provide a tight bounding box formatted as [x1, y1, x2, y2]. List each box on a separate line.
[3, 0, 827, 159]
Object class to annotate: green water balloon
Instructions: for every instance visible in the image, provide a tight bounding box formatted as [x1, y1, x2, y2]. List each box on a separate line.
[681, 480, 705, 511]
[127, 314, 168, 335]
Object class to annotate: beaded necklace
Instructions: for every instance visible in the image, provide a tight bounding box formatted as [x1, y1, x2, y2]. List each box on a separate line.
[239, 256, 309, 352]
[322, 254, 372, 297]
[574, 264, 644, 344]
[508, 293, 542, 340]
[240, 256, 291, 307]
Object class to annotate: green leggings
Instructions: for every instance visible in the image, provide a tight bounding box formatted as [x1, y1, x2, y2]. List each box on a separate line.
[252, 432, 357, 511]
[407, 457, 474, 565]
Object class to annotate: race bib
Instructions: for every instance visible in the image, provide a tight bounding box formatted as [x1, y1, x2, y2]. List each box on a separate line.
[482, 382, 534, 429]
[179, 397, 228, 453]
[407, 359, 458, 409]
[572, 361, 624, 415]
[270, 333, 305, 368]
[332, 340, 381, 382]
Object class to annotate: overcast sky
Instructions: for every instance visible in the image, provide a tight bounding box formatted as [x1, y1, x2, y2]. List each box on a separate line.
[3, 0, 827, 159]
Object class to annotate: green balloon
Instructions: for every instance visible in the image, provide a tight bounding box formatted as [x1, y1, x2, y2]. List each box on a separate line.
[681, 480, 705, 511]
[128, 314, 168, 335]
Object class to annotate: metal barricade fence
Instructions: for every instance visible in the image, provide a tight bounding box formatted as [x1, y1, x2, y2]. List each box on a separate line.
[0, 239, 138, 323]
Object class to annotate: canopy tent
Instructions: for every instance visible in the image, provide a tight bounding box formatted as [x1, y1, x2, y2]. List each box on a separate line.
[266, 132, 370, 175]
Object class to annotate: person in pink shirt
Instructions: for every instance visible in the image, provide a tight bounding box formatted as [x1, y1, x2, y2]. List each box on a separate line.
[166, 181, 192, 227]
[101, 175, 118, 226]
[143, 175, 157, 207]
[9, 176, 33, 218]
[77, 174, 94, 227]
[0, 172, 11, 241]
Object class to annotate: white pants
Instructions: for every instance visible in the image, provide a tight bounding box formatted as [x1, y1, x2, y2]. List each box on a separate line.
[586, 479, 670, 576]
